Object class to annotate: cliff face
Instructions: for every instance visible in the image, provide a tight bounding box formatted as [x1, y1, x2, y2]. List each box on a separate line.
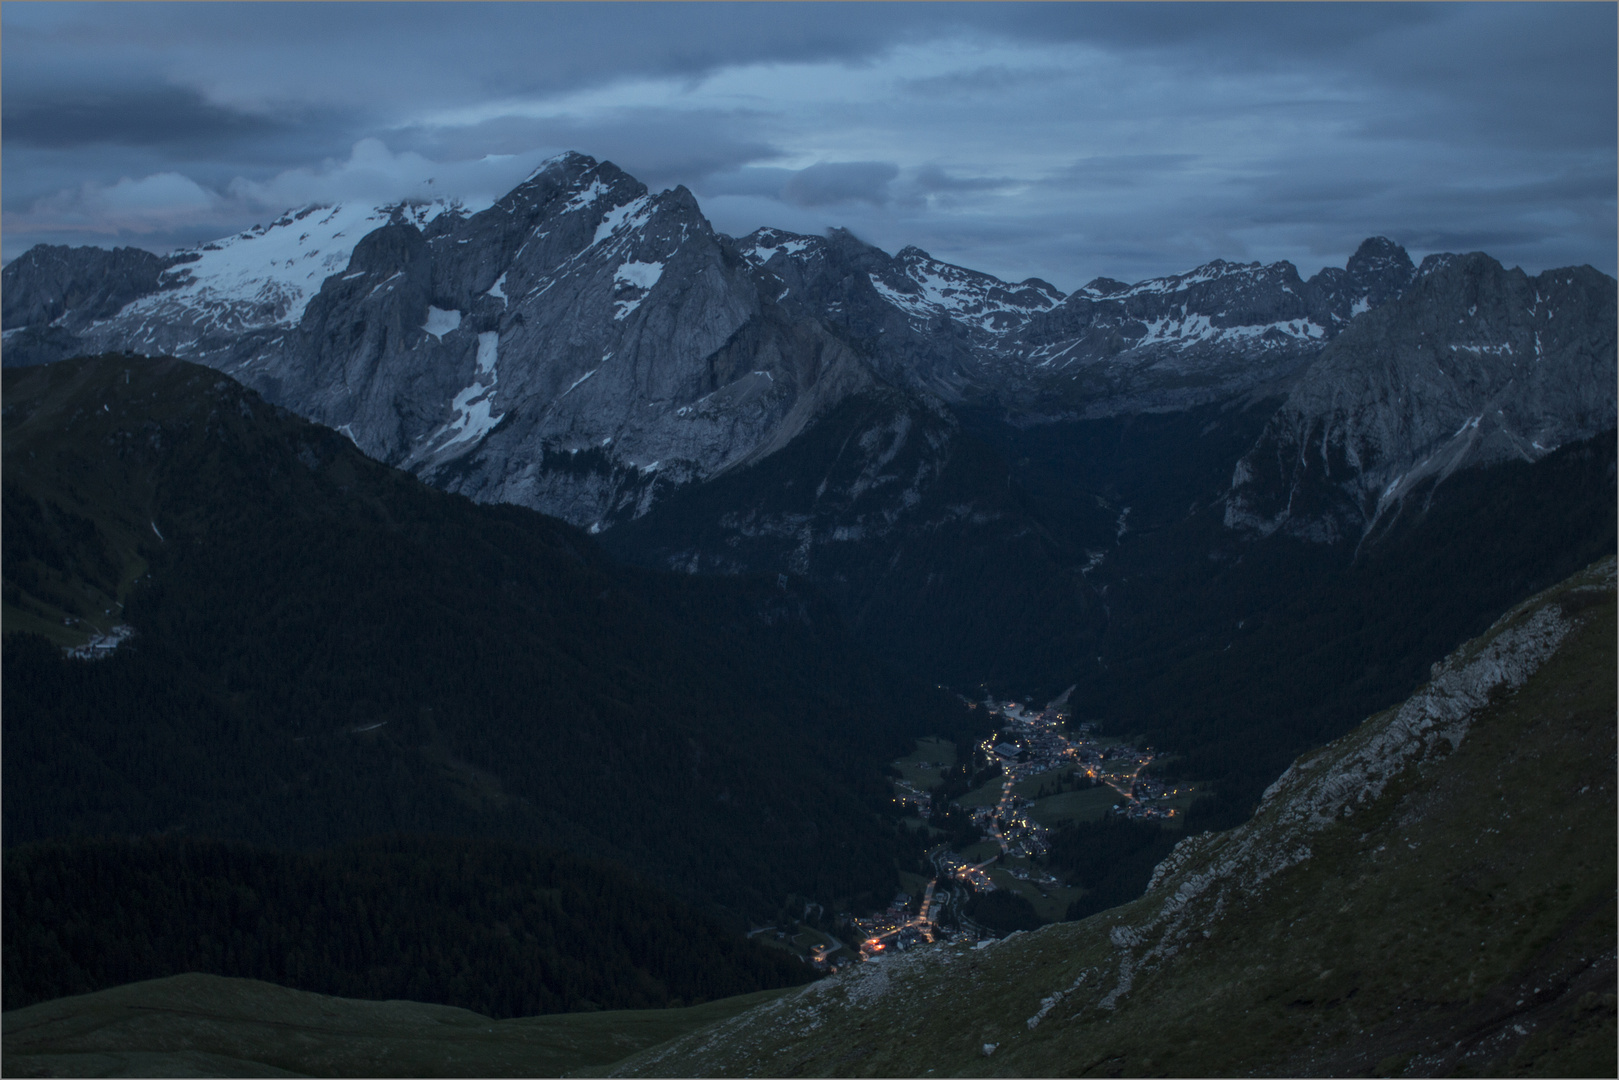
[1225, 256, 1618, 543]
[1, 244, 178, 332]
[1, 156, 893, 532]
[605, 558, 1618, 1079]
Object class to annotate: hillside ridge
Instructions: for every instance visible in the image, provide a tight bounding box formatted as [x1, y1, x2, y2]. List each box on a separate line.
[605, 556, 1617, 1077]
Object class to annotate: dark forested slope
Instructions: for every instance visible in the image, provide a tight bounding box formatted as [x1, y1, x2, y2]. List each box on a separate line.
[2, 835, 813, 1016]
[609, 558, 1618, 1079]
[961, 405, 1618, 827]
[2, 354, 973, 920]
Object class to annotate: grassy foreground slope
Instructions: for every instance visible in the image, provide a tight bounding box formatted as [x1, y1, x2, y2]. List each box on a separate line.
[3, 836, 811, 1017]
[609, 558, 1617, 1078]
[0, 973, 793, 1078]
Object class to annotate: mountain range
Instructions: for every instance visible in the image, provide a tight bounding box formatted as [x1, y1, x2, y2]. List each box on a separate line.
[4, 150, 1615, 826]
[5, 152, 1610, 537]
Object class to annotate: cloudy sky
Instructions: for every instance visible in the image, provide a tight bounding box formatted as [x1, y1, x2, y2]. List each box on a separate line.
[4, 2, 1614, 290]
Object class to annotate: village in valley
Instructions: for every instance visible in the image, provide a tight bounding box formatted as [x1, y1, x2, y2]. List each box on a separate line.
[753, 696, 1200, 973]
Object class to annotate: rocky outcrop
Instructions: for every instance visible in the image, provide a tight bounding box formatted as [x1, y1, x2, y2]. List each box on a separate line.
[1, 244, 193, 368]
[1, 244, 179, 332]
[1225, 254, 1618, 542]
[1138, 560, 1599, 933]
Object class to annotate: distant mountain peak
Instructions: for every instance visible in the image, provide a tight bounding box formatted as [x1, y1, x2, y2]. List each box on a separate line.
[1, 156, 1610, 554]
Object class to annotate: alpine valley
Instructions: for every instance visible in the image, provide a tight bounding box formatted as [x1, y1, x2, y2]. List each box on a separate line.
[2, 152, 1614, 1077]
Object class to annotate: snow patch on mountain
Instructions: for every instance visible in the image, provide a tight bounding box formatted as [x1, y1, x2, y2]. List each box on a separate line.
[613, 260, 665, 320]
[564, 179, 611, 214]
[867, 256, 1061, 335]
[124, 202, 453, 333]
[742, 236, 816, 265]
[1121, 262, 1239, 296]
[563, 366, 600, 397]
[421, 306, 462, 340]
[593, 195, 653, 247]
[421, 331, 503, 456]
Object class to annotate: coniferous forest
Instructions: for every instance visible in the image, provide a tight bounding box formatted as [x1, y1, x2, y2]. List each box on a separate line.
[2, 357, 972, 977]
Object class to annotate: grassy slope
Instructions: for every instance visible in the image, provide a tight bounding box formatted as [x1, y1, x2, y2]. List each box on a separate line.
[0, 973, 794, 1078]
[893, 737, 957, 789]
[1024, 786, 1119, 826]
[606, 559, 1617, 1077]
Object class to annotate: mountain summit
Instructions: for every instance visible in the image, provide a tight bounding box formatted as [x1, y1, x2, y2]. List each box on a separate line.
[9, 153, 1610, 542]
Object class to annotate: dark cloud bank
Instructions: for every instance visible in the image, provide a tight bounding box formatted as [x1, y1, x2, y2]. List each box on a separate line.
[3, 2, 1612, 287]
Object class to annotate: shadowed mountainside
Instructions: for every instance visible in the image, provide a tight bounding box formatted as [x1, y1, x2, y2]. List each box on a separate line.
[606, 558, 1618, 1078]
[2, 354, 972, 923]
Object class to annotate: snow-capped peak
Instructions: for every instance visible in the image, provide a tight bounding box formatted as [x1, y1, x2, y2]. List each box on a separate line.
[125, 199, 459, 331]
[739, 229, 822, 267]
[870, 248, 1062, 335]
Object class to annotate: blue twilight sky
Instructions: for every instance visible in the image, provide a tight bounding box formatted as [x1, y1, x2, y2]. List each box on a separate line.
[3, 2, 1614, 290]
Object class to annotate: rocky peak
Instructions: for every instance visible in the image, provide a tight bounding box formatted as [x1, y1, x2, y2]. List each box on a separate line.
[1225, 250, 1617, 542]
[887, 246, 1065, 328]
[1416, 251, 1460, 278]
[1344, 235, 1415, 299]
[1074, 276, 1129, 298]
[1, 245, 180, 331]
[346, 220, 432, 278]
[1302, 236, 1416, 328]
[734, 227, 825, 266]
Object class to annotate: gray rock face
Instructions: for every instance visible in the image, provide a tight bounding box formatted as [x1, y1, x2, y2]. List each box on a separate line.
[737, 230, 1419, 419]
[734, 226, 1063, 406]
[991, 236, 1418, 417]
[1, 244, 192, 367]
[382, 159, 874, 530]
[28, 154, 888, 530]
[1, 244, 180, 331]
[1225, 254, 1618, 542]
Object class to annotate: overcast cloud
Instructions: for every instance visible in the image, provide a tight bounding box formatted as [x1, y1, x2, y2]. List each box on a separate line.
[3, 2, 1613, 289]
